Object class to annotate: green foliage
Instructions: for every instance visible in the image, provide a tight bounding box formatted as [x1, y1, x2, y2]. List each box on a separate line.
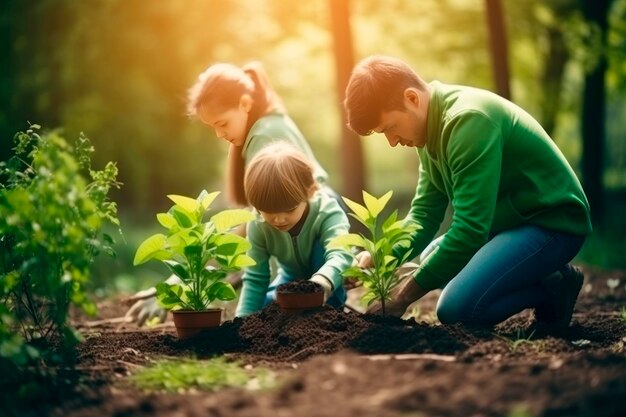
[134, 190, 255, 311]
[130, 356, 276, 392]
[328, 190, 418, 315]
[0, 125, 121, 367]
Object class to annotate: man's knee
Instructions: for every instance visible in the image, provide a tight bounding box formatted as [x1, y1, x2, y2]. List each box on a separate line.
[436, 299, 470, 324]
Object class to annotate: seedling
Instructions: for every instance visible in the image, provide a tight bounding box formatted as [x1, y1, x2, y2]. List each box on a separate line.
[133, 191, 255, 311]
[498, 329, 539, 352]
[328, 190, 418, 315]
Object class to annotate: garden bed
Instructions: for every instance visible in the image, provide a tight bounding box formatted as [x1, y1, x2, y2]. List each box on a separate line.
[18, 264, 626, 417]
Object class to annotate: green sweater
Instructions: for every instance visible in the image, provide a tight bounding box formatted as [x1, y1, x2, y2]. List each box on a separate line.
[399, 81, 592, 291]
[236, 192, 353, 317]
[243, 112, 329, 185]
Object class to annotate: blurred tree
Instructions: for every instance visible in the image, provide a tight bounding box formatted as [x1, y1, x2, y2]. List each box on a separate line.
[485, 0, 512, 99]
[329, 0, 364, 201]
[580, 0, 614, 224]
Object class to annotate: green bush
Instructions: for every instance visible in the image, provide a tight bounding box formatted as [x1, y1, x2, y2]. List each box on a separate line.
[0, 125, 121, 370]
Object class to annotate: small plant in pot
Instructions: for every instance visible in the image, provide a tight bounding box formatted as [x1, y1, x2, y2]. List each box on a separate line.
[276, 279, 324, 314]
[133, 190, 255, 338]
[328, 190, 418, 315]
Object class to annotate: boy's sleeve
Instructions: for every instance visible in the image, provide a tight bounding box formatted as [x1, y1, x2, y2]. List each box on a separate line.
[314, 199, 354, 291]
[235, 222, 272, 317]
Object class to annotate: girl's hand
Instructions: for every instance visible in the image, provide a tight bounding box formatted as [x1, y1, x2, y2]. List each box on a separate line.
[355, 250, 373, 268]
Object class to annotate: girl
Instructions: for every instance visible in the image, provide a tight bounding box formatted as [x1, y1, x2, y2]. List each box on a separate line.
[186, 61, 339, 206]
[235, 142, 352, 317]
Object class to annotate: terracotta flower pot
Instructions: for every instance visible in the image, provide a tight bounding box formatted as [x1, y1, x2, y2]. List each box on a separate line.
[171, 308, 222, 339]
[276, 280, 324, 314]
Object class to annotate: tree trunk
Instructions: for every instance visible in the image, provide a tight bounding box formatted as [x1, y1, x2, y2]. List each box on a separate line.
[484, 0, 511, 100]
[540, 26, 569, 137]
[329, 0, 365, 201]
[581, 0, 612, 224]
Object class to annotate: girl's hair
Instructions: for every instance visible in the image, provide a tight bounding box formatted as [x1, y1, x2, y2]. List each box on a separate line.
[186, 62, 286, 206]
[244, 142, 319, 213]
[344, 55, 428, 136]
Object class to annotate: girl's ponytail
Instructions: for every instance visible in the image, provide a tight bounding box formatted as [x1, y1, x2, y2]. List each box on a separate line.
[227, 62, 285, 207]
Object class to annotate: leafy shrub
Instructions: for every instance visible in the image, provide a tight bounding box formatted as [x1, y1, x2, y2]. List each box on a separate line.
[329, 190, 418, 315]
[0, 125, 121, 369]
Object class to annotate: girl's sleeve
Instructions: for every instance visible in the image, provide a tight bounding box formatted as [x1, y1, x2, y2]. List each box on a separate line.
[235, 222, 272, 317]
[314, 200, 354, 291]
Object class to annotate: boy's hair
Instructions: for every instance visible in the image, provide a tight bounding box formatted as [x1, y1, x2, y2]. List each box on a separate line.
[244, 142, 319, 213]
[344, 55, 428, 136]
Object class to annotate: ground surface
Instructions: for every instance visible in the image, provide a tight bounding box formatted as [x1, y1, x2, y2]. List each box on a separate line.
[12, 264, 626, 417]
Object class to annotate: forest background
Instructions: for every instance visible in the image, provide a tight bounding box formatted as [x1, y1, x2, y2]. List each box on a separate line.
[2, 0, 625, 295]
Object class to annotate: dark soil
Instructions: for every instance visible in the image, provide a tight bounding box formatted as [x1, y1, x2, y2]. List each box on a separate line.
[276, 279, 323, 294]
[9, 264, 626, 417]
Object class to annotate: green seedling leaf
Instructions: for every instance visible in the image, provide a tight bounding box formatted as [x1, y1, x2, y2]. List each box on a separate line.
[211, 209, 255, 233]
[134, 234, 168, 265]
[157, 212, 177, 229]
[342, 196, 371, 222]
[170, 206, 195, 228]
[164, 260, 190, 280]
[363, 190, 392, 218]
[207, 281, 237, 302]
[328, 233, 368, 250]
[198, 190, 220, 210]
[230, 254, 256, 269]
[168, 194, 201, 213]
[156, 283, 187, 310]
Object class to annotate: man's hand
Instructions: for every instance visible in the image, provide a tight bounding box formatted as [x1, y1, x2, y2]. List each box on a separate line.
[366, 262, 422, 317]
[310, 275, 333, 302]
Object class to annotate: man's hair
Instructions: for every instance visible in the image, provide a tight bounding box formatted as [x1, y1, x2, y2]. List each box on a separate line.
[244, 142, 319, 213]
[344, 55, 428, 136]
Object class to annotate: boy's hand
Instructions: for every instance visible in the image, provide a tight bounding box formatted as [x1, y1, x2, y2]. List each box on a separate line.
[310, 275, 333, 302]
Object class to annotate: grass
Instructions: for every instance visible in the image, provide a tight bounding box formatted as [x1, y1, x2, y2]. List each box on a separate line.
[130, 356, 277, 393]
[498, 329, 543, 353]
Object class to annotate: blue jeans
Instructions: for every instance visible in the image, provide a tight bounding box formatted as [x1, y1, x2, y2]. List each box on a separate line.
[424, 225, 585, 325]
[263, 239, 347, 308]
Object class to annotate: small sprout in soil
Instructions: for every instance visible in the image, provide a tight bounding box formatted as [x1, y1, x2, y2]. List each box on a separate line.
[130, 356, 277, 393]
[499, 329, 538, 352]
[620, 306, 626, 323]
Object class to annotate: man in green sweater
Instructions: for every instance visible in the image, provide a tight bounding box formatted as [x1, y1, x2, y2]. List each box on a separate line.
[345, 55, 592, 328]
